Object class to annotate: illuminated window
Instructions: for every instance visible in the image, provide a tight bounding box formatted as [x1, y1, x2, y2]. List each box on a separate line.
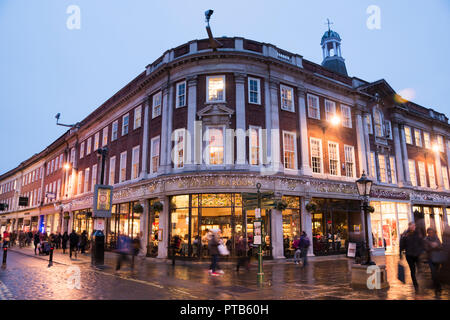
[437, 135, 444, 152]
[344, 145, 355, 178]
[207, 76, 225, 102]
[249, 126, 261, 166]
[94, 132, 100, 151]
[92, 164, 97, 190]
[248, 78, 261, 104]
[428, 163, 437, 189]
[84, 168, 90, 193]
[283, 131, 297, 170]
[408, 159, 417, 186]
[328, 141, 340, 176]
[414, 129, 422, 147]
[442, 166, 449, 190]
[112, 120, 118, 141]
[280, 85, 294, 112]
[119, 152, 127, 183]
[207, 126, 224, 165]
[86, 137, 92, 155]
[77, 171, 83, 195]
[365, 114, 373, 135]
[374, 109, 383, 137]
[151, 136, 160, 174]
[134, 105, 142, 129]
[122, 114, 129, 136]
[341, 105, 352, 128]
[404, 126, 412, 144]
[174, 129, 185, 168]
[378, 154, 387, 183]
[109, 157, 116, 185]
[325, 100, 336, 121]
[102, 126, 108, 147]
[152, 92, 162, 118]
[307, 94, 320, 119]
[310, 138, 323, 174]
[131, 145, 140, 179]
[370, 152, 377, 180]
[423, 132, 431, 149]
[418, 161, 426, 187]
[390, 156, 397, 184]
[176, 82, 186, 108]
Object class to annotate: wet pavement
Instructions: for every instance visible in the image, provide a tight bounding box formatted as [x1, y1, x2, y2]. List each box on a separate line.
[0, 245, 449, 300]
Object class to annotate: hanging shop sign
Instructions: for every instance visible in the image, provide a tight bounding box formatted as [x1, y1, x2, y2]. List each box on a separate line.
[242, 192, 275, 210]
[253, 221, 262, 245]
[93, 184, 113, 218]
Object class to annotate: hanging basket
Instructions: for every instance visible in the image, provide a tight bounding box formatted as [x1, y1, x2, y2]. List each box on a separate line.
[274, 200, 288, 211]
[151, 201, 164, 213]
[133, 203, 144, 213]
[305, 202, 318, 213]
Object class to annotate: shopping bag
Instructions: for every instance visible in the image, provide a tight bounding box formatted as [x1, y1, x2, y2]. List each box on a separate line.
[218, 244, 230, 256]
[397, 262, 405, 283]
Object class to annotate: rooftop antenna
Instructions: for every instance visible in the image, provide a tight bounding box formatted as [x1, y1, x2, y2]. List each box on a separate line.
[205, 9, 222, 51]
[55, 113, 80, 129]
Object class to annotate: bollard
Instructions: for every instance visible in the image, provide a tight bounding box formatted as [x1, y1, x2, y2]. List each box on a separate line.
[48, 244, 54, 267]
[2, 246, 7, 267]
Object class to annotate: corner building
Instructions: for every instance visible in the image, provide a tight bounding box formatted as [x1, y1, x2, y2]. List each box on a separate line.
[1, 28, 449, 260]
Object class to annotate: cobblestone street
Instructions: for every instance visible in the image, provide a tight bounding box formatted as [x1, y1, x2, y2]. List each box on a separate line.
[0, 246, 448, 300]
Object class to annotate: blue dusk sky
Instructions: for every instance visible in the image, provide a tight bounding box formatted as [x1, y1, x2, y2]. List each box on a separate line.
[0, 0, 449, 175]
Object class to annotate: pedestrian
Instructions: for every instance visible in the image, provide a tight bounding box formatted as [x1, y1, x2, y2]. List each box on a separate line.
[2, 230, 10, 248]
[293, 236, 301, 265]
[69, 230, 79, 259]
[424, 227, 443, 296]
[56, 232, 62, 249]
[80, 230, 88, 254]
[170, 235, 181, 266]
[299, 231, 310, 267]
[131, 234, 141, 269]
[115, 234, 132, 271]
[27, 231, 33, 246]
[62, 231, 69, 254]
[400, 222, 424, 292]
[208, 229, 223, 276]
[236, 236, 249, 272]
[33, 232, 40, 255]
[439, 226, 450, 286]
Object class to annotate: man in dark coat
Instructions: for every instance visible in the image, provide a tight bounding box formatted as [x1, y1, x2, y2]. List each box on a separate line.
[400, 222, 424, 291]
[69, 230, 79, 259]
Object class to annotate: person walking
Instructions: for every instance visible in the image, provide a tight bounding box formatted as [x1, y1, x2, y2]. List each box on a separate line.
[69, 230, 79, 259]
[170, 235, 181, 266]
[208, 229, 223, 276]
[27, 231, 33, 246]
[424, 227, 443, 296]
[293, 236, 301, 265]
[116, 234, 132, 271]
[299, 231, 311, 268]
[439, 226, 450, 286]
[33, 232, 40, 255]
[400, 222, 424, 292]
[236, 236, 249, 272]
[62, 231, 69, 254]
[131, 234, 141, 269]
[80, 231, 88, 254]
[56, 232, 62, 249]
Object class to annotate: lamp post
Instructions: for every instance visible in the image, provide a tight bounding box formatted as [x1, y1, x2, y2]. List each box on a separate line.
[355, 171, 375, 266]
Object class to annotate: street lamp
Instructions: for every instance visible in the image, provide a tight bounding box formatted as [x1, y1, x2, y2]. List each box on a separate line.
[355, 170, 375, 266]
[63, 163, 71, 170]
[432, 144, 440, 153]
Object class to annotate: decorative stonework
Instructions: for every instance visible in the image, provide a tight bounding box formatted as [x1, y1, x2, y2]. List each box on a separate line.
[370, 187, 409, 200]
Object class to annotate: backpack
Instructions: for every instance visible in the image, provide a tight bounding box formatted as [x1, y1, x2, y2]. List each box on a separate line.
[303, 237, 310, 249]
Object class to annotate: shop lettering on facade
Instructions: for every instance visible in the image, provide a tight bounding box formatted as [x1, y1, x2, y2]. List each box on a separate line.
[370, 188, 409, 200]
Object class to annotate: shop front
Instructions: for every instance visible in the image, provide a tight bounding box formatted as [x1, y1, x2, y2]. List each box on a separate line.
[72, 209, 93, 238]
[105, 201, 141, 249]
[369, 201, 411, 255]
[281, 196, 301, 258]
[412, 205, 447, 241]
[168, 193, 273, 260]
[310, 198, 362, 256]
[147, 199, 160, 257]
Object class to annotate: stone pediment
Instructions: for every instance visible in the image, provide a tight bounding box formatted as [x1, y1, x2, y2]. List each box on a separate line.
[197, 103, 234, 125]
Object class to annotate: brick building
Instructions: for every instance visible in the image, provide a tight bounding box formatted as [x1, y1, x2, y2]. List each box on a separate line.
[0, 27, 449, 259]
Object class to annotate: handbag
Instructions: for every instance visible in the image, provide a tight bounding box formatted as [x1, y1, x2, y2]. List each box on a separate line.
[218, 244, 230, 256]
[397, 262, 405, 283]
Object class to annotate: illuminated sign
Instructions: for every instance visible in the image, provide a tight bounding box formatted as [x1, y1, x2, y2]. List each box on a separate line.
[93, 184, 113, 218]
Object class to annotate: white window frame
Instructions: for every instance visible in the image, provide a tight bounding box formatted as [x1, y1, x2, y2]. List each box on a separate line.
[150, 136, 160, 174]
[86, 137, 92, 155]
[175, 82, 186, 108]
[423, 132, 431, 149]
[310, 137, 323, 174]
[404, 126, 412, 145]
[280, 84, 294, 112]
[344, 145, 356, 178]
[152, 92, 162, 118]
[77, 171, 83, 195]
[109, 157, 116, 185]
[102, 126, 108, 147]
[307, 94, 320, 120]
[341, 105, 352, 128]
[94, 133, 100, 151]
[119, 152, 127, 183]
[385, 120, 392, 139]
[282, 131, 297, 170]
[442, 166, 449, 190]
[437, 135, 444, 152]
[205, 125, 225, 165]
[408, 159, 417, 186]
[92, 164, 97, 191]
[370, 152, 377, 180]
[414, 129, 422, 147]
[373, 109, 383, 137]
[248, 77, 261, 105]
[122, 113, 129, 136]
[327, 141, 340, 176]
[112, 120, 118, 141]
[325, 100, 336, 121]
[206, 75, 226, 103]
[249, 126, 262, 166]
[131, 145, 140, 179]
[389, 156, 397, 184]
[418, 161, 427, 187]
[134, 105, 142, 129]
[84, 168, 90, 193]
[378, 154, 387, 183]
[365, 114, 373, 135]
[173, 129, 186, 169]
[428, 163, 437, 189]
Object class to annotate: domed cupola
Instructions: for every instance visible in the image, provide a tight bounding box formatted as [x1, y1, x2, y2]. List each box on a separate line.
[320, 20, 348, 76]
